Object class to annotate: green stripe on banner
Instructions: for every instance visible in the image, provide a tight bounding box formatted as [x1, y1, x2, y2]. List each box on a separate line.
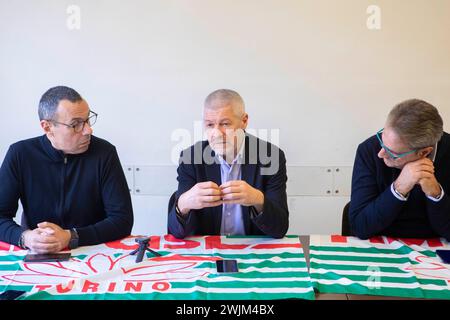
[225, 235, 299, 239]
[177, 252, 302, 260]
[310, 245, 436, 257]
[25, 290, 315, 300]
[312, 271, 448, 286]
[309, 261, 411, 274]
[207, 271, 310, 279]
[0, 285, 34, 292]
[168, 280, 312, 289]
[0, 256, 24, 262]
[194, 261, 305, 269]
[0, 264, 22, 271]
[311, 254, 415, 264]
[313, 282, 450, 300]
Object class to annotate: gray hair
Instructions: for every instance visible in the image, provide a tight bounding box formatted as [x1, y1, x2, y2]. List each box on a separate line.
[38, 86, 83, 121]
[204, 89, 245, 118]
[386, 99, 444, 149]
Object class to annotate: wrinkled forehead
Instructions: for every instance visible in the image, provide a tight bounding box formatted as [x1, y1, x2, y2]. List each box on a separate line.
[382, 127, 410, 152]
[55, 99, 89, 121]
[203, 104, 238, 122]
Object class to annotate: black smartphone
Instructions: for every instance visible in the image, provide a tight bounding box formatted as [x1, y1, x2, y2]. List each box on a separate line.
[436, 250, 450, 264]
[0, 290, 26, 300]
[23, 253, 71, 263]
[216, 259, 239, 273]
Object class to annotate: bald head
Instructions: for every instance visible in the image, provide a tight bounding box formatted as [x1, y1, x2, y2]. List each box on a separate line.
[204, 89, 245, 118]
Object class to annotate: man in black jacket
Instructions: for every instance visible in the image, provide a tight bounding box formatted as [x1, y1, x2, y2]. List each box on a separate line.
[0, 86, 133, 253]
[168, 89, 289, 239]
[350, 99, 450, 240]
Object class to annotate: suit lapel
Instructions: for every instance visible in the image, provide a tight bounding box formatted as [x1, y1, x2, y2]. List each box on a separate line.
[241, 135, 258, 234]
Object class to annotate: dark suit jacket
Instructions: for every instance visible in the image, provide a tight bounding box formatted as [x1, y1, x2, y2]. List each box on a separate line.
[168, 134, 289, 239]
[349, 132, 450, 240]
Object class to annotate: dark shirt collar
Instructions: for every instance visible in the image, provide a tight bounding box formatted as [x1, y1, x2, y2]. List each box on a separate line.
[40, 134, 67, 162]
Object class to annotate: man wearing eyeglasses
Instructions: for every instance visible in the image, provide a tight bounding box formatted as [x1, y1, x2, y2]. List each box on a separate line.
[349, 99, 450, 240]
[0, 86, 133, 253]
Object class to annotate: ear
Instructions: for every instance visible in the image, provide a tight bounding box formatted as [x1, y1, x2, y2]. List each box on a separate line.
[419, 146, 434, 158]
[40, 120, 53, 135]
[241, 113, 249, 130]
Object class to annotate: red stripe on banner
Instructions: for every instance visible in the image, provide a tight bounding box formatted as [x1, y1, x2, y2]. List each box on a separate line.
[105, 236, 139, 250]
[368, 237, 444, 247]
[426, 239, 444, 247]
[205, 236, 249, 250]
[401, 238, 444, 247]
[252, 243, 302, 249]
[152, 254, 219, 262]
[369, 236, 385, 244]
[0, 241, 21, 252]
[163, 235, 201, 249]
[331, 235, 348, 243]
[149, 236, 161, 250]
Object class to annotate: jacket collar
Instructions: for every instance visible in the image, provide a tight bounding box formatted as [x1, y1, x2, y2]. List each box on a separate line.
[40, 134, 66, 162]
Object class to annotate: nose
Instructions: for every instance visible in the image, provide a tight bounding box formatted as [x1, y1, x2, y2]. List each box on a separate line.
[211, 126, 225, 140]
[83, 122, 93, 135]
[377, 148, 386, 159]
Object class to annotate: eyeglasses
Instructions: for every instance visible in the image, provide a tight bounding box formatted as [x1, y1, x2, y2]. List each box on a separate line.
[48, 110, 98, 133]
[376, 128, 417, 160]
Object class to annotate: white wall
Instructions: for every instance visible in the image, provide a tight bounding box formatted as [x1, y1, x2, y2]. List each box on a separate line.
[1, 0, 449, 236]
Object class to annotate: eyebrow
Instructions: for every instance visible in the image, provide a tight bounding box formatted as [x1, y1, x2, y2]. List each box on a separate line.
[69, 117, 85, 123]
[70, 111, 90, 122]
[381, 136, 406, 154]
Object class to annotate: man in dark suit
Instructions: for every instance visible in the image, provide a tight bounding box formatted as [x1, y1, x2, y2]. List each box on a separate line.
[168, 89, 288, 239]
[350, 99, 450, 240]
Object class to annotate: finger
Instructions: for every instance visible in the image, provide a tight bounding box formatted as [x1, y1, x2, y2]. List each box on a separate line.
[197, 181, 220, 189]
[220, 186, 241, 194]
[416, 165, 435, 174]
[37, 222, 56, 228]
[31, 246, 59, 254]
[220, 181, 242, 189]
[30, 242, 60, 252]
[201, 200, 223, 208]
[222, 193, 244, 201]
[418, 171, 434, 182]
[37, 227, 56, 235]
[420, 157, 433, 164]
[412, 160, 434, 169]
[200, 195, 223, 203]
[35, 235, 59, 244]
[199, 188, 222, 196]
[28, 247, 50, 254]
[37, 223, 60, 233]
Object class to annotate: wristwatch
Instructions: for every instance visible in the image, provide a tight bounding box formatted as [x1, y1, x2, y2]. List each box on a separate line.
[68, 228, 79, 249]
[175, 198, 188, 221]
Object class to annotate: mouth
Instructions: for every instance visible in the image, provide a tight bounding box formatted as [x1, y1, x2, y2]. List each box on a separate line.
[80, 139, 91, 147]
[212, 142, 228, 147]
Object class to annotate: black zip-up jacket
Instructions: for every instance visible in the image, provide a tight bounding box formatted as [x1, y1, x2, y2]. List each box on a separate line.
[0, 135, 133, 247]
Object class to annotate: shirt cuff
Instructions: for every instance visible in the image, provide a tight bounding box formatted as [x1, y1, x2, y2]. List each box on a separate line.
[391, 183, 409, 201]
[427, 184, 445, 202]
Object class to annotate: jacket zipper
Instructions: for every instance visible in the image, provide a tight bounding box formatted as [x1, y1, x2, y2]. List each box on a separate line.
[60, 156, 67, 224]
